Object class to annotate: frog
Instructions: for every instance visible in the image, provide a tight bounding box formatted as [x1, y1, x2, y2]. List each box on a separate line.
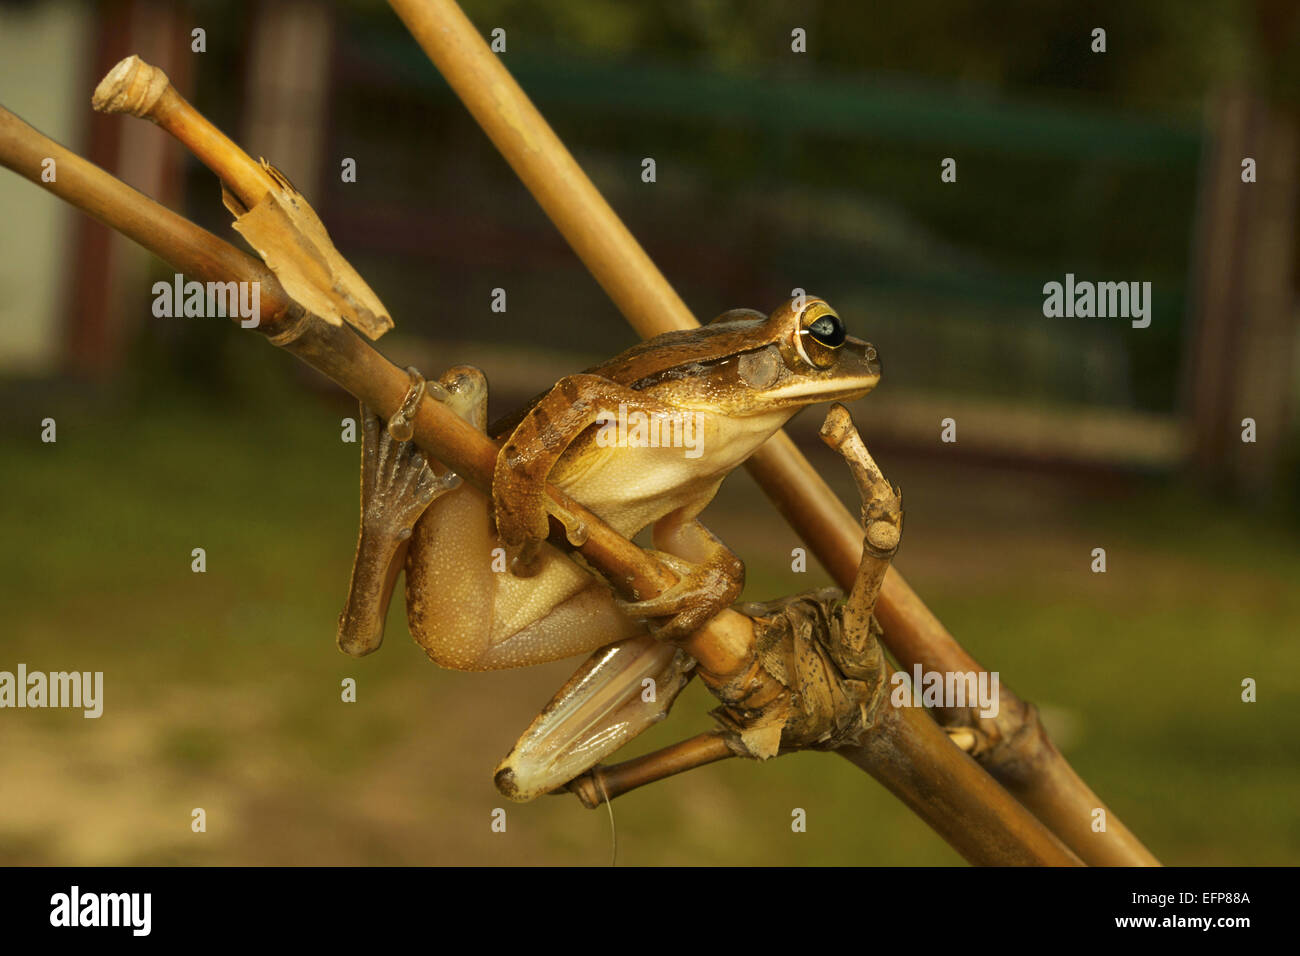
[334, 295, 881, 794]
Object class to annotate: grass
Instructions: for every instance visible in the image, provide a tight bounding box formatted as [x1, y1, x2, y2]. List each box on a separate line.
[0, 375, 1297, 865]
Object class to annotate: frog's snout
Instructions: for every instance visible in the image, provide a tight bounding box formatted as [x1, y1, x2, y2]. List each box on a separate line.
[842, 337, 882, 386]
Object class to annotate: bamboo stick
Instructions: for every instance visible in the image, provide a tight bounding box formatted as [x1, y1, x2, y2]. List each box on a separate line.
[91, 54, 393, 340]
[385, 0, 1157, 865]
[567, 733, 735, 808]
[0, 115, 291, 333]
[91, 54, 275, 210]
[0, 103, 1082, 866]
[747, 436, 1159, 865]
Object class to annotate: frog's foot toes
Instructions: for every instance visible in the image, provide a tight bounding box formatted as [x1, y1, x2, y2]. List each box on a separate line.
[494, 507, 551, 557]
[374, 363, 488, 443]
[497, 497, 591, 577]
[360, 406, 457, 538]
[403, 446, 460, 519]
[617, 548, 744, 643]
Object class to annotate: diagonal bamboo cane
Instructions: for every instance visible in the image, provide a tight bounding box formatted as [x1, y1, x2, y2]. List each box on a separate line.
[385, 0, 1158, 866]
[0, 102, 1083, 866]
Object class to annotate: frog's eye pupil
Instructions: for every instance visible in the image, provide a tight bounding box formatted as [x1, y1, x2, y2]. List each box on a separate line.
[808, 314, 845, 348]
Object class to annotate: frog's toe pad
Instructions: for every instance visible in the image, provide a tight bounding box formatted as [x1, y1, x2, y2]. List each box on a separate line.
[408, 448, 459, 503]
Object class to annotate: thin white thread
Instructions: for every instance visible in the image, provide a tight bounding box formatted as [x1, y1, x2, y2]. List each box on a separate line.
[596, 773, 617, 866]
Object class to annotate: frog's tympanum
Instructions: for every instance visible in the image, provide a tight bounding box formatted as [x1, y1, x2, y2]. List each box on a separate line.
[335, 296, 883, 798]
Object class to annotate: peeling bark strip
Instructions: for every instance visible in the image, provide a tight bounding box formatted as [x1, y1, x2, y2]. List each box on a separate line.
[719, 590, 888, 759]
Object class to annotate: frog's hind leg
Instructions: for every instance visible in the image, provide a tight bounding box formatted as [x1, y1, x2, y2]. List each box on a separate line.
[336, 367, 485, 657]
[494, 634, 695, 802]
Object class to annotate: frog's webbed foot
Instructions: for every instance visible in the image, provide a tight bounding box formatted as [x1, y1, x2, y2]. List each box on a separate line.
[337, 366, 487, 658]
[360, 402, 454, 535]
[616, 545, 745, 644]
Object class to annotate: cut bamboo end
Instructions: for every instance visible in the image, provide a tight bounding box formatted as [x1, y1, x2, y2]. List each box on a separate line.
[93, 55, 170, 119]
[818, 402, 857, 450]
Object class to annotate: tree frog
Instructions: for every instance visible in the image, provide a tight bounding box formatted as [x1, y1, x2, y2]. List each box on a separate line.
[334, 296, 881, 794]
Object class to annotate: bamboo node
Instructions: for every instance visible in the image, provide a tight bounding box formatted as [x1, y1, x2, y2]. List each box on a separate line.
[866, 521, 900, 554]
[714, 590, 888, 759]
[263, 306, 315, 346]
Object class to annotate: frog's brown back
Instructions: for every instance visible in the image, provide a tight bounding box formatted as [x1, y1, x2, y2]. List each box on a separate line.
[489, 312, 776, 438]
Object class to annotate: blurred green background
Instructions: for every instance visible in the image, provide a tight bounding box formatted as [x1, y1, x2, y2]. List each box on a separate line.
[1, 0, 1298, 865]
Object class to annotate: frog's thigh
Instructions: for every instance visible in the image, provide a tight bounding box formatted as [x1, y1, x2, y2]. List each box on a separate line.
[468, 581, 645, 670]
[404, 484, 642, 671]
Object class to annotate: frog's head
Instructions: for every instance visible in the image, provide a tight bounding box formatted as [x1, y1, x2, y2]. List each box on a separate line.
[591, 295, 880, 419]
[663, 296, 880, 416]
[751, 296, 880, 409]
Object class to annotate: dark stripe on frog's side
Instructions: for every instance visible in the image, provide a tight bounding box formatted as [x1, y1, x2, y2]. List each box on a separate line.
[586, 317, 776, 385]
[488, 314, 775, 439]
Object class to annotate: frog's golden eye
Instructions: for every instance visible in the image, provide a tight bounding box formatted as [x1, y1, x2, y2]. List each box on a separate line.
[807, 313, 845, 348]
[793, 302, 845, 368]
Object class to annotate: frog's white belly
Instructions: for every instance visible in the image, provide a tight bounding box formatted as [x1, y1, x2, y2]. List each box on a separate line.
[550, 407, 793, 536]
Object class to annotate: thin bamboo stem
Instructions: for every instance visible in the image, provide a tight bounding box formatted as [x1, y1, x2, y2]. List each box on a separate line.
[837, 705, 1065, 866]
[91, 55, 276, 210]
[567, 733, 735, 807]
[385, 0, 1157, 866]
[0, 110, 290, 332]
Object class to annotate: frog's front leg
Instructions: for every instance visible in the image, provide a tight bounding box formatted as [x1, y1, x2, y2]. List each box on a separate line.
[619, 501, 744, 642]
[336, 367, 484, 657]
[492, 374, 676, 574]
